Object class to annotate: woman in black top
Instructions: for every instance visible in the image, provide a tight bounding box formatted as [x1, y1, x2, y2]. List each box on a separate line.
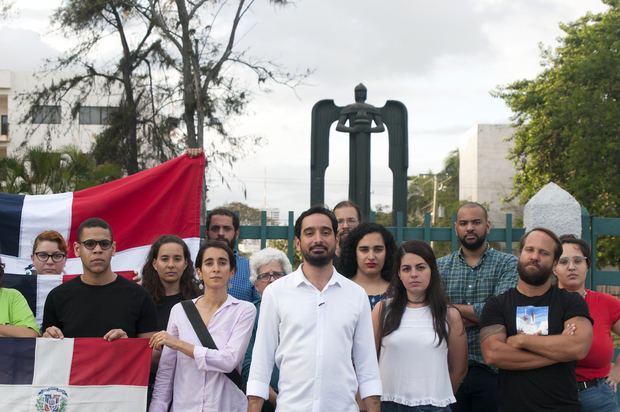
[142, 235, 200, 404]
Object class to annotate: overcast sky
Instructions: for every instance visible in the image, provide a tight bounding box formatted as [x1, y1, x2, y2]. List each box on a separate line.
[0, 0, 609, 221]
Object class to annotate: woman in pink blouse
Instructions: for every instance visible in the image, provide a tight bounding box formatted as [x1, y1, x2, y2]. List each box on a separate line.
[149, 240, 257, 412]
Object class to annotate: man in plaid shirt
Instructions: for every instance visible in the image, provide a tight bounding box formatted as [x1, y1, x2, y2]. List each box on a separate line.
[437, 202, 517, 412]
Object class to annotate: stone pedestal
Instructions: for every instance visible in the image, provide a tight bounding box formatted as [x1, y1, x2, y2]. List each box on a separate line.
[524, 182, 581, 237]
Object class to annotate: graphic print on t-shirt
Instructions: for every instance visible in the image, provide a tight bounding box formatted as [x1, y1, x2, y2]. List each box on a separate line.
[516, 305, 549, 335]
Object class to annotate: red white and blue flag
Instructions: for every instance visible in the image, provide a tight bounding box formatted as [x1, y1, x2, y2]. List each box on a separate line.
[0, 154, 204, 275]
[0, 337, 151, 411]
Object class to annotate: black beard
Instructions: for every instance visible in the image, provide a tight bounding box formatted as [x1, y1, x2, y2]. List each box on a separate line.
[460, 233, 486, 251]
[302, 246, 335, 267]
[517, 260, 553, 286]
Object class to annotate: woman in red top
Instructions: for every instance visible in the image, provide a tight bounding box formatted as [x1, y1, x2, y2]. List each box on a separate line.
[554, 234, 620, 412]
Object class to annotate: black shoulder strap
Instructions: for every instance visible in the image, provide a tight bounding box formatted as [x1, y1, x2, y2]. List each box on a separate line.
[181, 300, 246, 392]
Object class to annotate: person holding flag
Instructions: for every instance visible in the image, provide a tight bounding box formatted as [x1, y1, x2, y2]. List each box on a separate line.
[0, 257, 39, 337]
[41, 218, 158, 340]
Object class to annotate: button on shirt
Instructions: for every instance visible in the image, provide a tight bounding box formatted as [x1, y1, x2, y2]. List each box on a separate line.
[437, 245, 517, 365]
[246, 265, 382, 412]
[149, 295, 257, 412]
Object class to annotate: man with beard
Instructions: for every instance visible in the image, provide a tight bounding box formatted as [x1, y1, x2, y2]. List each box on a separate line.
[206, 208, 259, 302]
[437, 202, 518, 412]
[480, 227, 593, 412]
[247, 205, 381, 412]
[333, 200, 362, 257]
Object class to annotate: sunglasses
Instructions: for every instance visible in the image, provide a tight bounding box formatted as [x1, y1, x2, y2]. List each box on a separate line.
[77, 239, 113, 250]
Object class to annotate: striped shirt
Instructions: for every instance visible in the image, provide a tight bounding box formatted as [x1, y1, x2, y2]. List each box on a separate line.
[437, 245, 518, 365]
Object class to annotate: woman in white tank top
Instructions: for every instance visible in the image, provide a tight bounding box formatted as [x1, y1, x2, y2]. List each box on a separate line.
[371, 240, 468, 411]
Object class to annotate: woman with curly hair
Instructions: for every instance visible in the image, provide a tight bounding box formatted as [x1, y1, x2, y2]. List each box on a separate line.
[141, 235, 201, 331]
[339, 222, 397, 309]
[372, 240, 467, 411]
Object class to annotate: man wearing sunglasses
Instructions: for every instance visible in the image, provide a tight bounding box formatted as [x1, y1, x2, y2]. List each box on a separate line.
[42, 218, 157, 341]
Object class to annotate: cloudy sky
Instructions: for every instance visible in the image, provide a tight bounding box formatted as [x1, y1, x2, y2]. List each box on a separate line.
[0, 0, 609, 221]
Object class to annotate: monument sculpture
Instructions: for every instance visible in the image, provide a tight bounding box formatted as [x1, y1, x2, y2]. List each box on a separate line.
[310, 84, 408, 223]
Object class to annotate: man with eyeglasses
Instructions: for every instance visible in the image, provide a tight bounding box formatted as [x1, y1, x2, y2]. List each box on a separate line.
[42, 218, 157, 341]
[333, 200, 361, 257]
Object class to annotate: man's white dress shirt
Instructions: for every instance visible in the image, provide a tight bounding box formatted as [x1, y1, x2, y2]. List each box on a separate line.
[246, 265, 382, 411]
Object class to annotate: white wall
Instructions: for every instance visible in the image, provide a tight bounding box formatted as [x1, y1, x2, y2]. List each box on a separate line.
[459, 124, 523, 226]
[3, 70, 121, 154]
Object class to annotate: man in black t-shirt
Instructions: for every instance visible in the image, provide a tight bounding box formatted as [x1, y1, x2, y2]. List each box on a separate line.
[42, 218, 157, 340]
[480, 227, 593, 412]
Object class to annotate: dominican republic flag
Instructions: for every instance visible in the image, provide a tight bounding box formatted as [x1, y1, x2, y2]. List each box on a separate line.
[2, 272, 137, 328]
[0, 153, 204, 275]
[0, 337, 151, 411]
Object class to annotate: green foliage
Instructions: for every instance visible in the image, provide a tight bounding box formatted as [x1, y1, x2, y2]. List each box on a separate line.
[268, 239, 302, 270]
[21, 0, 176, 175]
[219, 202, 276, 226]
[494, 1, 619, 266]
[407, 150, 460, 228]
[0, 146, 122, 194]
[216, 201, 300, 268]
[494, 2, 619, 217]
[373, 204, 392, 227]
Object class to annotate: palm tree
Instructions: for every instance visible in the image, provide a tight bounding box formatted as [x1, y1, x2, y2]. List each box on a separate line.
[0, 146, 122, 194]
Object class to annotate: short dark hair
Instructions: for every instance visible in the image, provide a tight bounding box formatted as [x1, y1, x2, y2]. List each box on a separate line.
[559, 234, 592, 268]
[295, 205, 338, 239]
[333, 200, 362, 222]
[207, 208, 240, 232]
[519, 227, 562, 262]
[195, 240, 237, 272]
[77, 218, 113, 241]
[339, 222, 397, 283]
[456, 202, 488, 221]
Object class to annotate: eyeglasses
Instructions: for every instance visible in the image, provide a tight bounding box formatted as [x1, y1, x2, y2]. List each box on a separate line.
[558, 256, 588, 266]
[256, 272, 285, 282]
[34, 252, 67, 262]
[337, 218, 358, 225]
[78, 239, 113, 250]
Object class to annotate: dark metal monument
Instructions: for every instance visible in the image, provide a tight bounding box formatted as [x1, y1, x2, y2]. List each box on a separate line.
[310, 84, 408, 224]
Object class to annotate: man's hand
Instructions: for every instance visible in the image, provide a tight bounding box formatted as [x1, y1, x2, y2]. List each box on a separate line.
[103, 329, 128, 341]
[132, 270, 142, 284]
[248, 395, 265, 412]
[42, 326, 64, 339]
[562, 323, 576, 336]
[186, 148, 203, 158]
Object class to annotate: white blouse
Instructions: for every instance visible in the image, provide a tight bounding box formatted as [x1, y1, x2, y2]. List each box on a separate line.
[379, 305, 455, 407]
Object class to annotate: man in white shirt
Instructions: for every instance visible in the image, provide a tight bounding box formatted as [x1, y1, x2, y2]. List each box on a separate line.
[247, 205, 381, 412]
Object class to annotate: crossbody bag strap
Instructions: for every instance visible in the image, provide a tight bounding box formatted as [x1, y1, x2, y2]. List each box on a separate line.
[180, 300, 246, 392]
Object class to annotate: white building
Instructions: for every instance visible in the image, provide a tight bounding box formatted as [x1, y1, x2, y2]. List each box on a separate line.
[0, 70, 120, 158]
[459, 124, 523, 226]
